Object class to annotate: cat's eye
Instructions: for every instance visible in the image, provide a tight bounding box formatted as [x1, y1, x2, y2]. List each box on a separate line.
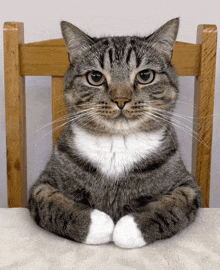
[86, 71, 105, 86]
[136, 69, 155, 84]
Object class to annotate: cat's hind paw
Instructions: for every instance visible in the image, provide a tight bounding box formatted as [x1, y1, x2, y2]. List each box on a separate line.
[113, 215, 146, 249]
[84, 209, 114, 245]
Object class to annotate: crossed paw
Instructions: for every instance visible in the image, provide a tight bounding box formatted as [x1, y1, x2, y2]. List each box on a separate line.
[84, 209, 146, 249]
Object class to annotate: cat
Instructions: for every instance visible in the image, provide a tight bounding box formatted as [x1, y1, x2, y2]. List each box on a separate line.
[28, 18, 203, 249]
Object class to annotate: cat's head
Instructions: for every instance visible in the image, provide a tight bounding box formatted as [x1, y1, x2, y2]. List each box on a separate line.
[61, 18, 179, 136]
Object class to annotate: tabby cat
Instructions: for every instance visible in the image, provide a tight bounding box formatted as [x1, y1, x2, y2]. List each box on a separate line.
[28, 18, 202, 249]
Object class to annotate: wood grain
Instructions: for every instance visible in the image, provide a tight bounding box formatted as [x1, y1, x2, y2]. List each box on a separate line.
[52, 77, 67, 145]
[4, 22, 27, 207]
[19, 40, 201, 76]
[192, 25, 217, 207]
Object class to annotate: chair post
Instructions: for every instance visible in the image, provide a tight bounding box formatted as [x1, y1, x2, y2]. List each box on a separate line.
[4, 22, 27, 207]
[52, 76, 67, 145]
[192, 25, 217, 207]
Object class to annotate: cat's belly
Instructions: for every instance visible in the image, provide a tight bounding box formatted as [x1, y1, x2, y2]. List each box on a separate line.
[90, 189, 129, 223]
[85, 180, 154, 223]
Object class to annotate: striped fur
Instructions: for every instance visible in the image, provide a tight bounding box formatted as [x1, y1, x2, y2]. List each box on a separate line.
[28, 18, 203, 249]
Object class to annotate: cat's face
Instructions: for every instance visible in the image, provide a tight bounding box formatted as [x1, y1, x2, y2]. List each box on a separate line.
[61, 18, 179, 135]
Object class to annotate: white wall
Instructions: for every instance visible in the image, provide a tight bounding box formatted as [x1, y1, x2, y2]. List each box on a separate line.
[0, 0, 220, 207]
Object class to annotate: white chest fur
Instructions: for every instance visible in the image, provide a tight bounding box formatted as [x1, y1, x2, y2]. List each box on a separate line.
[72, 126, 164, 179]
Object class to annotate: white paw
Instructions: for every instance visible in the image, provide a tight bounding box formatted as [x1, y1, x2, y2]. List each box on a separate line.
[84, 209, 114, 245]
[113, 215, 146, 249]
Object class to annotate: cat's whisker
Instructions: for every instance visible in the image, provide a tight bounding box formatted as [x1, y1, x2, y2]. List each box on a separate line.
[149, 107, 218, 135]
[32, 115, 69, 134]
[143, 99, 198, 111]
[170, 117, 210, 149]
[36, 110, 96, 143]
[53, 102, 102, 115]
[74, 111, 99, 128]
[175, 100, 199, 109]
[52, 104, 95, 117]
[35, 120, 69, 145]
[139, 112, 176, 145]
[33, 113, 82, 133]
[67, 109, 99, 126]
[144, 104, 217, 122]
[149, 107, 197, 124]
[69, 108, 97, 118]
[52, 94, 65, 102]
[176, 93, 196, 103]
[34, 109, 95, 135]
[54, 105, 104, 130]
[145, 111, 189, 137]
[144, 111, 210, 150]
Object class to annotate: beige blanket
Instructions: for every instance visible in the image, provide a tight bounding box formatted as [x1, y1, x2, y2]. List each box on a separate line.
[0, 208, 220, 269]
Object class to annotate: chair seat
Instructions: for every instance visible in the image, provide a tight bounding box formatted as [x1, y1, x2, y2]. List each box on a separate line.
[1, 208, 220, 269]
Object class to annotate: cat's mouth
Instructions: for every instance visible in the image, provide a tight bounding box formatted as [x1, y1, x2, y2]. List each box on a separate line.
[115, 111, 129, 120]
[97, 106, 145, 123]
[113, 108, 145, 121]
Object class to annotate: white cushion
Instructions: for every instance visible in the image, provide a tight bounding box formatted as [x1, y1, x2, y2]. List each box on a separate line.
[0, 208, 220, 269]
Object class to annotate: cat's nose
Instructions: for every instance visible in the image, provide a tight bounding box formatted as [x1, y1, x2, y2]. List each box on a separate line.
[112, 98, 131, 110]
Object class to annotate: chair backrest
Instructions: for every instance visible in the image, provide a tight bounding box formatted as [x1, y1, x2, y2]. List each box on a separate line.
[4, 22, 217, 208]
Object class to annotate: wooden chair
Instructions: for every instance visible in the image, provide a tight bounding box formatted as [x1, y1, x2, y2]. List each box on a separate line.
[4, 22, 217, 208]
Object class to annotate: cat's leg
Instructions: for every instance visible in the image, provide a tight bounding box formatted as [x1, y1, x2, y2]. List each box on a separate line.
[113, 186, 202, 249]
[28, 184, 114, 244]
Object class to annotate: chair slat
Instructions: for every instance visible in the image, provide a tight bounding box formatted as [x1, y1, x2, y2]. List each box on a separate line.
[4, 22, 27, 208]
[52, 77, 67, 145]
[20, 41, 201, 77]
[192, 25, 217, 207]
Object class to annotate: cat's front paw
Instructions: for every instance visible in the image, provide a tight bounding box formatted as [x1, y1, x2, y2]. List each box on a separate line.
[84, 209, 114, 245]
[113, 215, 146, 249]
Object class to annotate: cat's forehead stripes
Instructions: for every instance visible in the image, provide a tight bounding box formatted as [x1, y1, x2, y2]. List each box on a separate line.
[97, 36, 141, 70]
[85, 35, 166, 80]
[86, 36, 167, 86]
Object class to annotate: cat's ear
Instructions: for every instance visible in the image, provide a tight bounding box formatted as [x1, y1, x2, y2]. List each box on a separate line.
[149, 18, 179, 61]
[61, 21, 94, 63]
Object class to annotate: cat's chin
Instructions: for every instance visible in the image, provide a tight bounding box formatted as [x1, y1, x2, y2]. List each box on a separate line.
[101, 114, 164, 136]
[71, 109, 163, 136]
[73, 117, 158, 137]
[71, 118, 136, 136]
[93, 115, 139, 135]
